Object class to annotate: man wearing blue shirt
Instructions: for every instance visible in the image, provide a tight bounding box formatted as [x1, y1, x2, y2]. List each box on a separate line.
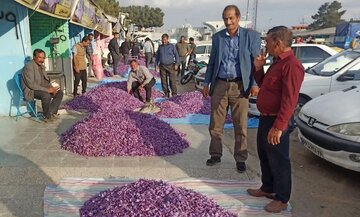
[155, 34, 180, 97]
[202, 5, 261, 173]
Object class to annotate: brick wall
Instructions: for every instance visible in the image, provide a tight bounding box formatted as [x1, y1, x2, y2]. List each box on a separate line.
[29, 12, 70, 58]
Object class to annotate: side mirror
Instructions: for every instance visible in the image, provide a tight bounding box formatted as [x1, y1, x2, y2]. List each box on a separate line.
[337, 73, 355, 81]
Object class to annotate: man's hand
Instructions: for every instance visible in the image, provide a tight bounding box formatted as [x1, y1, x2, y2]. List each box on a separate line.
[254, 53, 266, 72]
[138, 85, 144, 90]
[127, 89, 131, 94]
[48, 86, 58, 94]
[250, 86, 259, 97]
[155, 66, 159, 72]
[267, 127, 282, 145]
[174, 64, 178, 71]
[202, 86, 209, 98]
[74, 67, 80, 73]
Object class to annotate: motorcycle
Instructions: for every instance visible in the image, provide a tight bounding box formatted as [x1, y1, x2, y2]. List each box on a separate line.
[180, 60, 207, 85]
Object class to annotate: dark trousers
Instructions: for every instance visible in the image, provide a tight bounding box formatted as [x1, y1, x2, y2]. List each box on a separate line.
[34, 89, 63, 118]
[131, 78, 156, 102]
[112, 54, 120, 75]
[145, 52, 153, 68]
[188, 54, 196, 65]
[178, 56, 187, 76]
[159, 64, 177, 96]
[74, 69, 87, 95]
[86, 54, 93, 77]
[123, 54, 129, 64]
[257, 116, 292, 203]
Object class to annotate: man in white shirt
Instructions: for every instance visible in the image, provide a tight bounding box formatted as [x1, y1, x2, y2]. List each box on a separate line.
[142, 37, 154, 68]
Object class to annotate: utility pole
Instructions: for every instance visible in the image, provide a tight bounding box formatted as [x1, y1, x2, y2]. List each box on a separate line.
[246, 0, 250, 21]
[253, 0, 258, 31]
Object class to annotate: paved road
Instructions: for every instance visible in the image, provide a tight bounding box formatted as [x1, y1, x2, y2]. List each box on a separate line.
[225, 121, 360, 217]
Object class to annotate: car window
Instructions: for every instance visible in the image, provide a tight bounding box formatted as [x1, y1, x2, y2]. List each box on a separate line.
[297, 47, 331, 64]
[344, 63, 360, 80]
[195, 46, 206, 55]
[310, 51, 360, 76]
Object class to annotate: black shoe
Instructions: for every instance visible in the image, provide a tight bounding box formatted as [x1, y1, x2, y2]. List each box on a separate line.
[51, 114, 60, 119]
[43, 117, 54, 123]
[206, 156, 221, 166]
[236, 162, 246, 173]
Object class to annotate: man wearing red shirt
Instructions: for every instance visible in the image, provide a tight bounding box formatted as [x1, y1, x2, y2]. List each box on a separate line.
[247, 26, 304, 213]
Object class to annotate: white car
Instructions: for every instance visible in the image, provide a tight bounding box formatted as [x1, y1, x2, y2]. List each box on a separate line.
[295, 86, 360, 172]
[195, 43, 338, 92]
[194, 41, 212, 60]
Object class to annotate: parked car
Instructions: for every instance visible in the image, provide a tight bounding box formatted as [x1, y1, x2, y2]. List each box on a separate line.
[251, 45, 360, 116]
[194, 41, 212, 60]
[195, 43, 338, 92]
[295, 85, 360, 172]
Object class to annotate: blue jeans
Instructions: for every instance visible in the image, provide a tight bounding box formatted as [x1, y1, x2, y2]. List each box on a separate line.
[257, 116, 291, 203]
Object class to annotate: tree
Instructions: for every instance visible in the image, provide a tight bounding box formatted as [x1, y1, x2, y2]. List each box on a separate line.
[350, 18, 360, 23]
[309, 1, 346, 30]
[120, 5, 164, 29]
[92, 0, 121, 17]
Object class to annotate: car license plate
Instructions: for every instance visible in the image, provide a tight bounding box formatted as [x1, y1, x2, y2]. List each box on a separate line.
[299, 134, 324, 158]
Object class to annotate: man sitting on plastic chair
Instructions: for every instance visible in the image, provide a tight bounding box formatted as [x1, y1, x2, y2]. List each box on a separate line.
[21, 49, 63, 123]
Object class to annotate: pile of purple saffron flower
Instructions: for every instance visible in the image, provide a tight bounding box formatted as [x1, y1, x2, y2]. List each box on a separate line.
[65, 82, 163, 113]
[60, 109, 188, 156]
[80, 179, 236, 217]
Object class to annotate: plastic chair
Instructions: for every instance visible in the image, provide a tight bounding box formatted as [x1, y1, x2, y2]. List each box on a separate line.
[14, 73, 41, 121]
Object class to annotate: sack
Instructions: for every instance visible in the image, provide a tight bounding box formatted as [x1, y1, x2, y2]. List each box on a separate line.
[92, 55, 104, 79]
[107, 53, 113, 65]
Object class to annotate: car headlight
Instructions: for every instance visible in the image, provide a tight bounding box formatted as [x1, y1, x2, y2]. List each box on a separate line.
[327, 122, 360, 136]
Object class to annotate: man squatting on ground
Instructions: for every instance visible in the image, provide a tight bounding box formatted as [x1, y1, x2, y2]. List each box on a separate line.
[127, 59, 156, 104]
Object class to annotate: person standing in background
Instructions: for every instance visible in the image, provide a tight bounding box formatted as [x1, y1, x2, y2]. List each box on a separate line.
[188, 37, 197, 64]
[176, 35, 190, 77]
[108, 32, 121, 75]
[86, 33, 94, 77]
[130, 42, 141, 59]
[121, 38, 131, 64]
[73, 36, 90, 97]
[143, 37, 154, 68]
[155, 34, 180, 97]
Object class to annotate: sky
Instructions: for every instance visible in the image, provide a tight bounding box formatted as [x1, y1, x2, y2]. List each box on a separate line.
[119, 0, 360, 32]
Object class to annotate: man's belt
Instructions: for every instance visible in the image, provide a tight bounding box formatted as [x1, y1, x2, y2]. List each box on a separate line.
[260, 113, 278, 117]
[217, 77, 242, 82]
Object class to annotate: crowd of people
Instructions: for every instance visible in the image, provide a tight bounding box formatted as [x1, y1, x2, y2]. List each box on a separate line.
[21, 4, 308, 213]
